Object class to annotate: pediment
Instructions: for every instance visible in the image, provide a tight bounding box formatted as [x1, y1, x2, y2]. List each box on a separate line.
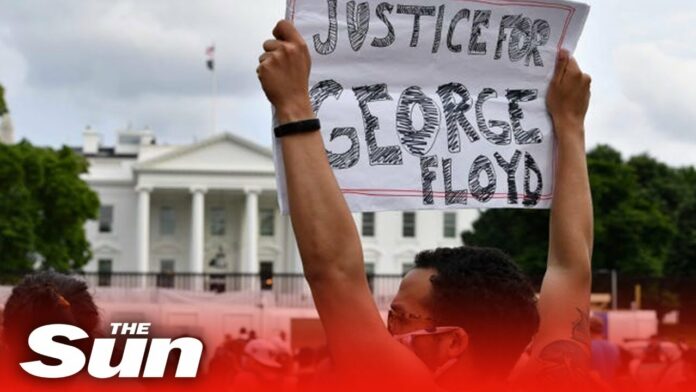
[135, 133, 274, 174]
[92, 243, 121, 255]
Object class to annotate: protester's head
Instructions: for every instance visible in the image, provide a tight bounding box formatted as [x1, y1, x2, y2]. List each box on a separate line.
[2, 271, 100, 360]
[389, 247, 539, 379]
[590, 316, 605, 338]
[649, 334, 661, 345]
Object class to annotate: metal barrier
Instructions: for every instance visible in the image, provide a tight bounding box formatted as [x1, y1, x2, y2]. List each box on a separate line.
[70, 272, 405, 309]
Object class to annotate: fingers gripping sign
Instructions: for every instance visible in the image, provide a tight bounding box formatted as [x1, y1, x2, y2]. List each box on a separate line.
[258, 20, 315, 125]
[547, 49, 592, 132]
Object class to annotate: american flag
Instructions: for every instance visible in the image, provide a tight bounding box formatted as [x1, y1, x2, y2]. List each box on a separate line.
[206, 45, 215, 71]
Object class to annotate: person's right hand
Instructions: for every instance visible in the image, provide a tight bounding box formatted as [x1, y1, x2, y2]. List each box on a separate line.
[257, 20, 314, 125]
[546, 49, 592, 140]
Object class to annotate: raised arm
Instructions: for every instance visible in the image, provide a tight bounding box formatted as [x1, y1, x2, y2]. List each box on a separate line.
[257, 20, 434, 389]
[525, 50, 594, 383]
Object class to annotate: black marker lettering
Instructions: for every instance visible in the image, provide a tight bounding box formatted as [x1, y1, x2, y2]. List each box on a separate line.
[432, 5, 446, 53]
[310, 80, 360, 170]
[353, 84, 403, 166]
[469, 10, 490, 55]
[509, 17, 533, 62]
[420, 155, 438, 205]
[447, 9, 470, 53]
[396, 86, 441, 157]
[437, 82, 479, 153]
[506, 89, 542, 144]
[372, 2, 396, 48]
[443, 158, 467, 205]
[469, 155, 497, 203]
[523, 152, 543, 207]
[495, 15, 520, 60]
[396, 5, 437, 47]
[476, 88, 512, 145]
[347, 1, 370, 51]
[527, 19, 550, 66]
[313, 0, 338, 55]
[494, 150, 522, 204]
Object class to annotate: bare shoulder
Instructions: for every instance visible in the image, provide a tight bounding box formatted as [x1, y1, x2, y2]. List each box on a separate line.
[510, 307, 601, 390]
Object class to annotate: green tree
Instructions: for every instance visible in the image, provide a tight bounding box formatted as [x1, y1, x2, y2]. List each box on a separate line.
[0, 84, 7, 115]
[0, 141, 99, 273]
[463, 145, 677, 276]
[665, 195, 696, 324]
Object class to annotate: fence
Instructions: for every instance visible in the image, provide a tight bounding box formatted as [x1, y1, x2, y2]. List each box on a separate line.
[1, 270, 695, 316]
[0, 271, 404, 310]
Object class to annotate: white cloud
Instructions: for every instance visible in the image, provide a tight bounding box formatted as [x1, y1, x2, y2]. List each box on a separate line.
[614, 43, 696, 143]
[0, 0, 694, 169]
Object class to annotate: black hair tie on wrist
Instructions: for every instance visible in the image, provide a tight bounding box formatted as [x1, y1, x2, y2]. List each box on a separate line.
[274, 118, 321, 138]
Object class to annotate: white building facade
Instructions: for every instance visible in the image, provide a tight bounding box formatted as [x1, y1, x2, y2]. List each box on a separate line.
[79, 128, 478, 278]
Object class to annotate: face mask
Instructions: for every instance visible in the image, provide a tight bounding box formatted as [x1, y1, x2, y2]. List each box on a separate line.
[393, 326, 465, 378]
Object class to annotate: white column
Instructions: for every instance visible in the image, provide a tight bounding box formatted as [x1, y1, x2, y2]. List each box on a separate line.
[136, 186, 152, 288]
[243, 187, 261, 274]
[190, 187, 207, 290]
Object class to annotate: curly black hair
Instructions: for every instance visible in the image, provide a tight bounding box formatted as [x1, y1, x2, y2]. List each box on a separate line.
[2, 271, 100, 360]
[414, 246, 539, 378]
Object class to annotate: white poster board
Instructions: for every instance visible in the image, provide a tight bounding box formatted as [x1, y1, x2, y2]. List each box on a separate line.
[274, 0, 590, 213]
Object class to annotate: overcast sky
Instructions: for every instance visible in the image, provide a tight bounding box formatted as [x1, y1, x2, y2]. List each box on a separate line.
[0, 0, 694, 166]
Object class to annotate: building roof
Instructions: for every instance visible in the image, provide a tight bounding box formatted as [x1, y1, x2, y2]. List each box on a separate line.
[72, 146, 138, 158]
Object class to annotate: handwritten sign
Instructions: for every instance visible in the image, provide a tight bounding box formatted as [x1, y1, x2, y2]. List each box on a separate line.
[274, 0, 589, 212]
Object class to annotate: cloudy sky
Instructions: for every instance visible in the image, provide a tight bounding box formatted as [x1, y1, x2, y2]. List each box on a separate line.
[0, 0, 694, 166]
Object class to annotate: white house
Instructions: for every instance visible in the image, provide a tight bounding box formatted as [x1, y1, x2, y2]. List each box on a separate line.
[78, 127, 479, 281]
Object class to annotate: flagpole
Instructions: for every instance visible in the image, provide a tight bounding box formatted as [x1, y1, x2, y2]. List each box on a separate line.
[211, 45, 217, 136]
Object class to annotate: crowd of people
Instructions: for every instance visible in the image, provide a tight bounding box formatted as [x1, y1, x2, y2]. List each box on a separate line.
[201, 322, 696, 392]
[584, 317, 696, 392]
[205, 328, 332, 391]
[1, 270, 696, 392]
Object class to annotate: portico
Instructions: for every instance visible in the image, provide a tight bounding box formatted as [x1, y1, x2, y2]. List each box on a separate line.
[131, 133, 300, 278]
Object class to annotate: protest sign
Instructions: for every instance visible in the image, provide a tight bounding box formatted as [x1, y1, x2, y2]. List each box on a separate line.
[274, 0, 590, 212]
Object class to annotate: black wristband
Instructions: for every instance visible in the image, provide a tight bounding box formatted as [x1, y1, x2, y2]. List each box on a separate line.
[274, 118, 321, 138]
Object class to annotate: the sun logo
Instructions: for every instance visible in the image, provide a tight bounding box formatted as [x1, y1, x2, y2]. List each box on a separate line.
[20, 322, 203, 379]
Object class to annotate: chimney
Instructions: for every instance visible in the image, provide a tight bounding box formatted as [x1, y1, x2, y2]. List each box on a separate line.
[140, 127, 155, 146]
[0, 113, 14, 144]
[82, 126, 101, 155]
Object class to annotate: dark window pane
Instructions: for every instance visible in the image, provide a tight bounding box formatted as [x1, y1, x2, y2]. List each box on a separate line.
[210, 207, 226, 236]
[402, 212, 416, 238]
[444, 212, 457, 238]
[260, 209, 275, 236]
[99, 205, 113, 233]
[260, 261, 274, 290]
[98, 259, 112, 287]
[362, 212, 375, 237]
[160, 207, 176, 235]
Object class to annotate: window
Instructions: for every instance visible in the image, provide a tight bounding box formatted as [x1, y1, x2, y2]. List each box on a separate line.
[159, 207, 176, 236]
[98, 259, 112, 287]
[157, 259, 175, 288]
[443, 212, 457, 238]
[260, 261, 274, 290]
[210, 207, 226, 236]
[402, 212, 416, 238]
[362, 212, 375, 237]
[99, 205, 113, 233]
[260, 209, 275, 236]
[118, 134, 141, 145]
